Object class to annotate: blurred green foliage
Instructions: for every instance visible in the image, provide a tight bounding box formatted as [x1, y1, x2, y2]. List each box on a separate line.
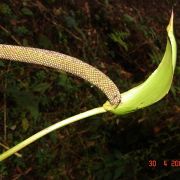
[0, 0, 179, 179]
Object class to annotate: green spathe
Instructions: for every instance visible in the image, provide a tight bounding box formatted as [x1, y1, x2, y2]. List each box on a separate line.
[104, 11, 177, 115]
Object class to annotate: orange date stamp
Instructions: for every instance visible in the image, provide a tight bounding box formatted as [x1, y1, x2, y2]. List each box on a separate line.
[148, 160, 180, 167]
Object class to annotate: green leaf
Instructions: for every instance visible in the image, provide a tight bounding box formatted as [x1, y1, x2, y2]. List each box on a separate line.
[0, 3, 12, 16]
[64, 16, 78, 28]
[110, 31, 129, 51]
[31, 82, 50, 93]
[14, 26, 31, 36]
[38, 34, 53, 49]
[7, 88, 40, 119]
[104, 12, 177, 115]
[0, 61, 4, 67]
[22, 117, 29, 132]
[21, 7, 34, 16]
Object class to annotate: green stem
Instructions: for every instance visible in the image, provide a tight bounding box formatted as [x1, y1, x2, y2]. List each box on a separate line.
[0, 107, 106, 161]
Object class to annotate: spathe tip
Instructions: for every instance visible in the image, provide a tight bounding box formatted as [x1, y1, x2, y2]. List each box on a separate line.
[167, 10, 174, 33]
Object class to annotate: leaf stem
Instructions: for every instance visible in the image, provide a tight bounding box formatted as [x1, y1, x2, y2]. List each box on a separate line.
[0, 107, 106, 161]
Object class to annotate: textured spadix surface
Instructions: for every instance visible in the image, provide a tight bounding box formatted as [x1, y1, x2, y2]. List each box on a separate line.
[0, 44, 121, 106]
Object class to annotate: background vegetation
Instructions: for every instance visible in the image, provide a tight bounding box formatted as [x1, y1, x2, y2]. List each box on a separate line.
[0, 0, 179, 179]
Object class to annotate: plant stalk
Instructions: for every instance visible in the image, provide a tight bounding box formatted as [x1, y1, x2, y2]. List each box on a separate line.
[0, 107, 106, 161]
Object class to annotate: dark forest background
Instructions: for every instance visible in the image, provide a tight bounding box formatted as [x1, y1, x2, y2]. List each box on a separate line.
[0, 0, 180, 179]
